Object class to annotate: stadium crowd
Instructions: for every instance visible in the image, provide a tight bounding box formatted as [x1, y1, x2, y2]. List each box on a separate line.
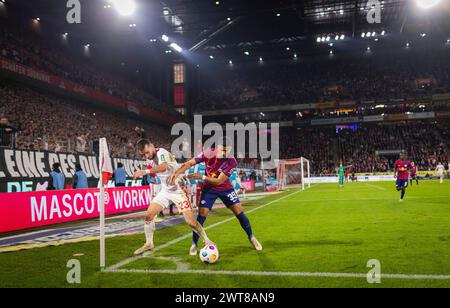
[1, 77, 448, 173]
[279, 122, 449, 175]
[0, 27, 174, 114]
[195, 50, 450, 111]
[0, 81, 172, 159]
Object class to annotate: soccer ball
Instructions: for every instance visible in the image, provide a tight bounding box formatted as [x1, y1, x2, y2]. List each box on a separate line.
[199, 244, 219, 264]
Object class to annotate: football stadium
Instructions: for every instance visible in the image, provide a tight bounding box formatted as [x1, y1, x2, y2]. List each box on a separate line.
[0, 0, 450, 293]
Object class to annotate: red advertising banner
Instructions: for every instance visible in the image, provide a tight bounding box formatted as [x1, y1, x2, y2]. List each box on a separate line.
[0, 57, 178, 124]
[241, 180, 255, 192]
[0, 186, 153, 233]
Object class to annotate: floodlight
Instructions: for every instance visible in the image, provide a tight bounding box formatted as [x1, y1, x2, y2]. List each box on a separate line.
[111, 0, 136, 16]
[416, 0, 441, 9]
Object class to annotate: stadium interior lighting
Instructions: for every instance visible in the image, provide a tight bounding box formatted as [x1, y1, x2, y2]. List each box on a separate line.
[169, 43, 182, 53]
[416, 0, 442, 9]
[162, 34, 169, 42]
[111, 0, 136, 16]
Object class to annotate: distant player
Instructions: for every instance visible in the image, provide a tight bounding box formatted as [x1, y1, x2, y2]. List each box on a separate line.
[395, 153, 411, 202]
[436, 162, 445, 184]
[336, 163, 352, 188]
[169, 139, 262, 256]
[132, 139, 213, 256]
[230, 170, 246, 199]
[410, 162, 419, 186]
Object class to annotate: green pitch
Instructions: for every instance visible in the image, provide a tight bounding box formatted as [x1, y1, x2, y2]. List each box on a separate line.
[1, 181, 450, 288]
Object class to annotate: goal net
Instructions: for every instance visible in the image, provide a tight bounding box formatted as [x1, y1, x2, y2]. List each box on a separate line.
[276, 157, 311, 191]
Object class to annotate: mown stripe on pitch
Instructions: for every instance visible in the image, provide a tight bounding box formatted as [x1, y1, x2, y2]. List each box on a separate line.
[105, 268, 450, 280]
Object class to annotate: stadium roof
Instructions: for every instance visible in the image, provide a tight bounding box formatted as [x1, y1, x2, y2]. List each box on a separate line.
[2, 0, 449, 67]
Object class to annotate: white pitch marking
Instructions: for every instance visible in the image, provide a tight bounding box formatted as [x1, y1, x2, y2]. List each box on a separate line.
[106, 189, 304, 271]
[106, 268, 450, 280]
[365, 183, 387, 191]
[272, 196, 450, 203]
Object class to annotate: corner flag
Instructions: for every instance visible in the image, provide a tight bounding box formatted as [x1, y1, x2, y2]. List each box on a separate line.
[99, 138, 113, 185]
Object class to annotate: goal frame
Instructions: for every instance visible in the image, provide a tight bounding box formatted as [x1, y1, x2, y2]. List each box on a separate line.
[277, 157, 311, 191]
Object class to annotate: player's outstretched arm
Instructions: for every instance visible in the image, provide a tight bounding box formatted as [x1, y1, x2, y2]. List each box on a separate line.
[133, 163, 168, 179]
[187, 173, 228, 187]
[168, 158, 197, 185]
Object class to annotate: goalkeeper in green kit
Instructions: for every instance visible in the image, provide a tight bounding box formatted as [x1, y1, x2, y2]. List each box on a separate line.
[336, 163, 352, 189]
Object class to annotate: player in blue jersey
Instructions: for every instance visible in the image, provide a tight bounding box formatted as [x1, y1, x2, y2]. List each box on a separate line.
[169, 141, 263, 256]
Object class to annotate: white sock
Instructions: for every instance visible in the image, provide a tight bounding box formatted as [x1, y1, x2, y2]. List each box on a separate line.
[144, 220, 155, 246]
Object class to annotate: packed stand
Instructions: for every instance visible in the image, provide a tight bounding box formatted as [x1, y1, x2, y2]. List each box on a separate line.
[0, 81, 173, 159]
[0, 27, 175, 114]
[195, 51, 450, 111]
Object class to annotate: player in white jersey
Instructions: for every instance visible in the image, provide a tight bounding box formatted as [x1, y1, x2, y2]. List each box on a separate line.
[436, 162, 445, 184]
[132, 139, 213, 256]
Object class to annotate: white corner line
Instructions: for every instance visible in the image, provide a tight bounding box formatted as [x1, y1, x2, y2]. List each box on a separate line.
[106, 189, 303, 271]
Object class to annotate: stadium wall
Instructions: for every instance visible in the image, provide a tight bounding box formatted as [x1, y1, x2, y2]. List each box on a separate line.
[0, 148, 147, 192]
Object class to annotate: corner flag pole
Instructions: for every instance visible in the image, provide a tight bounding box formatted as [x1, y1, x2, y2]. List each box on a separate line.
[99, 170, 105, 272]
[98, 137, 113, 272]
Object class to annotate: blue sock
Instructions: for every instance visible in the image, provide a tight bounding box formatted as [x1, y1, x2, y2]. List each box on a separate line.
[192, 215, 207, 246]
[236, 212, 253, 239]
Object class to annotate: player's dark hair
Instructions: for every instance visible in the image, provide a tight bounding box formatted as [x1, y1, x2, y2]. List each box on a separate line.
[136, 139, 152, 152]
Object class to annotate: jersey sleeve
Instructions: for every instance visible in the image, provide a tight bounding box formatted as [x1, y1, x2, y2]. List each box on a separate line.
[221, 158, 238, 177]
